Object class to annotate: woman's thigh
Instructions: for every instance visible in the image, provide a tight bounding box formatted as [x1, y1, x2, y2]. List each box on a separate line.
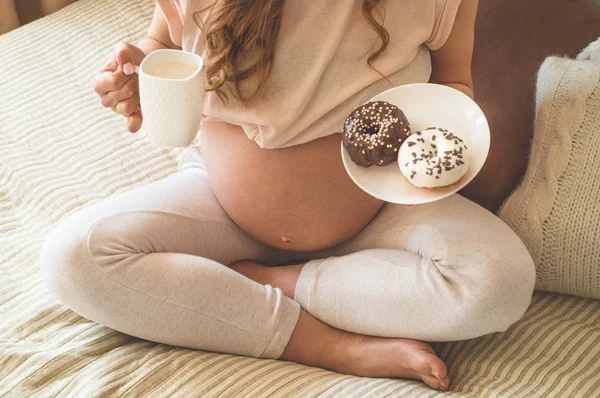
[321, 194, 535, 277]
[46, 163, 288, 267]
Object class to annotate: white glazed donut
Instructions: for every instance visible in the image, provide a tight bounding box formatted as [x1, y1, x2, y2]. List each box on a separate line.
[398, 127, 469, 189]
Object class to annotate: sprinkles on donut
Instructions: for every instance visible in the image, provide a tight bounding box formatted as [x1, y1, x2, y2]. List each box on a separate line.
[342, 101, 411, 167]
[398, 127, 470, 189]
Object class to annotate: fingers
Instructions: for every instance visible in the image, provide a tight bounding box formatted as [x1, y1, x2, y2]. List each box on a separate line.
[127, 110, 143, 133]
[98, 73, 139, 110]
[94, 42, 145, 133]
[115, 42, 146, 75]
[94, 41, 145, 95]
[101, 56, 118, 73]
[93, 69, 134, 96]
[114, 92, 140, 117]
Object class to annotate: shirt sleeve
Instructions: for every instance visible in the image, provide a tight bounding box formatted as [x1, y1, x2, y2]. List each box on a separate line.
[156, 0, 187, 47]
[425, 0, 462, 51]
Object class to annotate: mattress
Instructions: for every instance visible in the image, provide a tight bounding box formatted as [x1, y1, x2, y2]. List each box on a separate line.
[0, 0, 599, 396]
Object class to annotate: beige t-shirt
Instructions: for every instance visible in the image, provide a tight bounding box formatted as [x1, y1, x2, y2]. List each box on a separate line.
[156, 0, 462, 149]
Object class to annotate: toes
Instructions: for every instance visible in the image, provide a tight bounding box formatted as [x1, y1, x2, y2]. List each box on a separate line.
[430, 358, 448, 380]
[421, 374, 451, 391]
[413, 350, 448, 391]
[422, 375, 443, 390]
[439, 376, 451, 391]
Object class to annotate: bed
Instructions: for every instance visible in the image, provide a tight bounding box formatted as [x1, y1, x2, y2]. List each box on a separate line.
[1, 1, 599, 396]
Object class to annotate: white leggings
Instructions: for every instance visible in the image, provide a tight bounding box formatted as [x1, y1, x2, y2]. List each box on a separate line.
[39, 153, 536, 360]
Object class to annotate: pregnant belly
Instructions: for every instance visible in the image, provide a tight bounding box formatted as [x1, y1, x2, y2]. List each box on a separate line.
[200, 119, 386, 251]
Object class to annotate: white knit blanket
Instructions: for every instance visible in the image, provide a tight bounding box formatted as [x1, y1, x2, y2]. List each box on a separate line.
[499, 37, 600, 299]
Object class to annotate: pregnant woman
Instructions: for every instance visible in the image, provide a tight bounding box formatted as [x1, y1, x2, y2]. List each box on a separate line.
[40, 0, 535, 391]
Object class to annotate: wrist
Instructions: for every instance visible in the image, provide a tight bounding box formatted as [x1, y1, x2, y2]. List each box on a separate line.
[136, 36, 170, 56]
[440, 82, 474, 99]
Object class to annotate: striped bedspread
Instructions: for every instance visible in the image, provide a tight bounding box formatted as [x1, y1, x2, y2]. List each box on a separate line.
[1, 0, 599, 396]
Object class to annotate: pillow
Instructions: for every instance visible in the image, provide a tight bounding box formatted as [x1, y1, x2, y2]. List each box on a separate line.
[498, 37, 600, 299]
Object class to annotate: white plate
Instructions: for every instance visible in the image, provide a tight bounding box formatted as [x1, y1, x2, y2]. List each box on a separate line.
[341, 83, 490, 205]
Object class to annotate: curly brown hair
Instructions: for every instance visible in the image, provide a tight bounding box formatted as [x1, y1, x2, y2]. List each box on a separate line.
[194, 0, 389, 104]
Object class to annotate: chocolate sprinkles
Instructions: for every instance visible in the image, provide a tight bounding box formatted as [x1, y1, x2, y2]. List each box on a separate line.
[399, 126, 469, 187]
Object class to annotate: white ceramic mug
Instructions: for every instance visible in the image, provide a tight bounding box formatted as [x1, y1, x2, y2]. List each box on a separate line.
[136, 49, 205, 147]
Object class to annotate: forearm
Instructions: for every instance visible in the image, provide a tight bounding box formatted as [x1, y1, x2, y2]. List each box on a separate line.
[133, 3, 181, 57]
[0, 0, 20, 34]
[429, 0, 478, 101]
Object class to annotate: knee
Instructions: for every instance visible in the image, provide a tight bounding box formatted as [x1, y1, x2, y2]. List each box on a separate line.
[455, 244, 536, 338]
[39, 211, 97, 307]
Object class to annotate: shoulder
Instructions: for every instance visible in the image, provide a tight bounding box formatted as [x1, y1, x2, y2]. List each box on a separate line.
[425, 0, 465, 51]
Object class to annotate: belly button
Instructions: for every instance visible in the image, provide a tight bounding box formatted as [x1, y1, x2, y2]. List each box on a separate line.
[281, 236, 294, 243]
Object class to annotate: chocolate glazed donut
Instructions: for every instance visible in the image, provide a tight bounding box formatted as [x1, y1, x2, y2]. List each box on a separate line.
[342, 101, 411, 167]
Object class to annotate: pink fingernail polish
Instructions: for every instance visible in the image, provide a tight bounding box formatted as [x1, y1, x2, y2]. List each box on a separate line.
[123, 63, 135, 75]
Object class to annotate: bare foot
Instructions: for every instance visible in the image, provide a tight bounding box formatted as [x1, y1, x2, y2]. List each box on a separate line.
[282, 311, 450, 391]
[230, 261, 450, 390]
[329, 331, 450, 390]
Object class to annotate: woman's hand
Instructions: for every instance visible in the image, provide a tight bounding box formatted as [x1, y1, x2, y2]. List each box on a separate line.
[93, 43, 146, 133]
[92, 0, 182, 132]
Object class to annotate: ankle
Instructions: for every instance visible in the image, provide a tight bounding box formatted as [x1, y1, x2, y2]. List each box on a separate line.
[227, 260, 304, 301]
[267, 263, 304, 299]
[228, 260, 271, 285]
[280, 310, 352, 370]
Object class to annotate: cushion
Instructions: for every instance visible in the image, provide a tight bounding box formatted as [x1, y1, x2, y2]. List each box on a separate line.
[460, 0, 600, 212]
[499, 38, 600, 299]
